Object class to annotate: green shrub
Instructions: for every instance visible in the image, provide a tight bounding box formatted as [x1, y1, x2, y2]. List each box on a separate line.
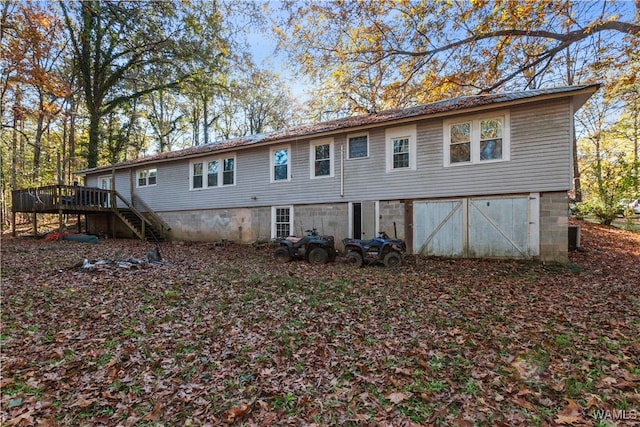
[575, 200, 618, 225]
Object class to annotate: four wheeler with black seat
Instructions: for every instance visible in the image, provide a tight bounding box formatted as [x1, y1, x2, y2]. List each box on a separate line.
[342, 231, 406, 268]
[273, 228, 336, 265]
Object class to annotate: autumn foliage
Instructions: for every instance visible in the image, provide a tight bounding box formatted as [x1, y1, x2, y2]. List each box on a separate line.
[1, 220, 638, 425]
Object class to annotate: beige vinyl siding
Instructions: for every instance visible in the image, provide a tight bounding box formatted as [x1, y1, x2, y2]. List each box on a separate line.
[349, 98, 572, 200]
[84, 98, 572, 211]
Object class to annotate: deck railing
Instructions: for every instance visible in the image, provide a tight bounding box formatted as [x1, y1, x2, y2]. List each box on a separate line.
[12, 185, 112, 212]
[12, 185, 171, 241]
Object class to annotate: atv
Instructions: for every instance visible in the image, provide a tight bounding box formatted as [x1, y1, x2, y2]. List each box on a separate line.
[273, 228, 336, 265]
[342, 231, 406, 268]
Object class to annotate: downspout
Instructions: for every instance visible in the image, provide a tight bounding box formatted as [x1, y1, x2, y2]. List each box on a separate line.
[340, 144, 344, 197]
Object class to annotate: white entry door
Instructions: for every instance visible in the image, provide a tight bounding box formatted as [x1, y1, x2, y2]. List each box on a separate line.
[98, 176, 112, 207]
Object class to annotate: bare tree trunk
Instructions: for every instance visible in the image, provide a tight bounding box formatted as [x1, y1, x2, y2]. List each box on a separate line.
[33, 98, 45, 182]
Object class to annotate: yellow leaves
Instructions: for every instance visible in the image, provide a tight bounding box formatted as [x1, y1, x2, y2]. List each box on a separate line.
[470, 0, 488, 8]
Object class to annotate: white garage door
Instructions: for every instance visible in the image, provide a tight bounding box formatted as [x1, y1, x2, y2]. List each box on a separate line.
[414, 194, 539, 259]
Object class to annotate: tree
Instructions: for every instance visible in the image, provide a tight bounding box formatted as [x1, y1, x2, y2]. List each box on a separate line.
[576, 88, 639, 224]
[238, 69, 297, 135]
[274, 1, 639, 111]
[274, 0, 638, 203]
[60, 0, 220, 168]
[209, 68, 300, 140]
[147, 87, 187, 153]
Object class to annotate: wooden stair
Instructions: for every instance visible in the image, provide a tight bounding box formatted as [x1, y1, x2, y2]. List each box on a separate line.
[112, 191, 171, 242]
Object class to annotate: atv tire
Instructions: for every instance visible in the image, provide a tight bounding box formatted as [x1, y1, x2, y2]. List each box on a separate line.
[308, 247, 329, 265]
[346, 250, 364, 267]
[383, 251, 402, 268]
[274, 247, 292, 263]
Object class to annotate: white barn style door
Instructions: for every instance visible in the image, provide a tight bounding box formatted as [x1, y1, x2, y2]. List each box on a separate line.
[414, 194, 539, 259]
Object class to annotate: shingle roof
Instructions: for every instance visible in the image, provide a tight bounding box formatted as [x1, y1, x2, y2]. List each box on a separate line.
[79, 84, 600, 174]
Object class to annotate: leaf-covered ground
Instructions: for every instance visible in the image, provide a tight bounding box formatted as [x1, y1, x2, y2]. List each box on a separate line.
[1, 220, 639, 426]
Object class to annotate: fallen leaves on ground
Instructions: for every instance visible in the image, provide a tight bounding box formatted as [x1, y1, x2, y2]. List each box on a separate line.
[1, 220, 639, 425]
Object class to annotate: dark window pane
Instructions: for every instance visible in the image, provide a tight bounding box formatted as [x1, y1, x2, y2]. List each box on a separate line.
[223, 158, 234, 185]
[393, 138, 409, 154]
[315, 159, 330, 176]
[274, 164, 288, 180]
[315, 144, 330, 160]
[193, 176, 203, 188]
[393, 153, 409, 169]
[480, 139, 503, 160]
[276, 223, 290, 238]
[348, 136, 368, 158]
[223, 171, 233, 185]
[207, 161, 219, 187]
[450, 143, 470, 163]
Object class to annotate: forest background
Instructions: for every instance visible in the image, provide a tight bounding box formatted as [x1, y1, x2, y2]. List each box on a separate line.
[1, 0, 639, 228]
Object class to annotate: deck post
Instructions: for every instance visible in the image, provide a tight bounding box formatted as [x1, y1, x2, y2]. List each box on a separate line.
[32, 212, 37, 237]
[58, 209, 64, 239]
[12, 210, 16, 237]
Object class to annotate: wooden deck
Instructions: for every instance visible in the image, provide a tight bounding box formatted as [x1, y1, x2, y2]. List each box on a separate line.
[12, 185, 113, 214]
[11, 185, 171, 241]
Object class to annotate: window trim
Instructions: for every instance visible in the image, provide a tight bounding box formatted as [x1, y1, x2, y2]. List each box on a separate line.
[270, 145, 291, 183]
[385, 125, 417, 172]
[443, 111, 510, 167]
[222, 157, 235, 186]
[271, 205, 294, 238]
[189, 155, 236, 190]
[347, 132, 369, 160]
[309, 137, 334, 179]
[137, 168, 157, 188]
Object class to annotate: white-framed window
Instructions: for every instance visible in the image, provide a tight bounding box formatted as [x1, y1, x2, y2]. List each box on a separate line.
[137, 168, 157, 187]
[444, 112, 510, 166]
[271, 145, 290, 182]
[310, 138, 334, 178]
[190, 155, 235, 190]
[386, 125, 417, 172]
[223, 157, 235, 185]
[347, 133, 368, 159]
[272, 205, 293, 238]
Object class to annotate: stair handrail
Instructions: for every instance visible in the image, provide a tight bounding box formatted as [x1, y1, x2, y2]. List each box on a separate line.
[111, 190, 171, 239]
[111, 190, 153, 227]
[130, 195, 171, 233]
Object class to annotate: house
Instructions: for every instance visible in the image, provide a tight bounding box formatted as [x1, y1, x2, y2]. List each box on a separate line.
[77, 84, 599, 263]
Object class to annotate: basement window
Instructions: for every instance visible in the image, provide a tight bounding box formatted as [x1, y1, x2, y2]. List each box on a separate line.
[272, 206, 293, 238]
